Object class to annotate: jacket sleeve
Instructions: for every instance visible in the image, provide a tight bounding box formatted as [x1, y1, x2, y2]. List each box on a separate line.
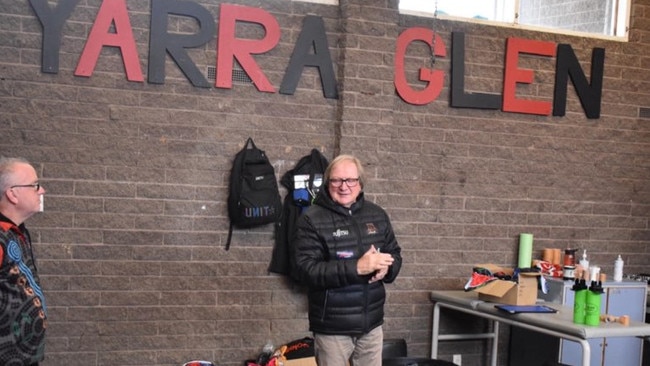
[380, 212, 402, 284]
[292, 214, 368, 289]
[268, 194, 294, 276]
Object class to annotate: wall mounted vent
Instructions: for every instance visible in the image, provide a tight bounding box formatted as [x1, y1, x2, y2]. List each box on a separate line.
[640, 107, 650, 119]
[206, 66, 252, 84]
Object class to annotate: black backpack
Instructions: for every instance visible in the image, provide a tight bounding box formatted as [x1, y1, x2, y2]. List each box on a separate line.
[226, 138, 282, 250]
[268, 149, 329, 277]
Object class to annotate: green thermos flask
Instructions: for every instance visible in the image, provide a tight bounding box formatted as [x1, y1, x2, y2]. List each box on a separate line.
[584, 273, 604, 326]
[572, 271, 587, 324]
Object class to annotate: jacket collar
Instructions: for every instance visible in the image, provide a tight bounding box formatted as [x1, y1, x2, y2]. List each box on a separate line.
[0, 212, 22, 233]
[316, 190, 365, 214]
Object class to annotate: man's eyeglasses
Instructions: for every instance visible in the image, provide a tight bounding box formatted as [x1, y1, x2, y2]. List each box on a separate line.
[329, 178, 360, 188]
[10, 183, 41, 191]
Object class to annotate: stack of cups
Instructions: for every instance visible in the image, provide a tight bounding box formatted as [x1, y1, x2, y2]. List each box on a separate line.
[542, 248, 562, 265]
[542, 248, 553, 263]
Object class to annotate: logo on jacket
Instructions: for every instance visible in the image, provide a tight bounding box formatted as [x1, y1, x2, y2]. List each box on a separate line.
[336, 251, 354, 259]
[332, 229, 349, 238]
[366, 223, 377, 235]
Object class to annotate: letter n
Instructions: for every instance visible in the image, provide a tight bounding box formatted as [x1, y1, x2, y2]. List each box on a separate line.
[553, 44, 604, 119]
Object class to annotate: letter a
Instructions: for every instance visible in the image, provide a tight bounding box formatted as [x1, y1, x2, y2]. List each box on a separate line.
[280, 15, 338, 99]
[75, 0, 143, 81]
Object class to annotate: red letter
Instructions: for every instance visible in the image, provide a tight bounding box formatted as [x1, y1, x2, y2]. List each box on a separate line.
[216, 4, 280, 92]
[394, 27, 446, 105]
[503, 37, 555, 115]
[74, 0, 143, 81]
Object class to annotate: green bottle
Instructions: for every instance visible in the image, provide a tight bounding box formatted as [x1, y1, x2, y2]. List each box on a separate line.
[584, 273, 604, 326]
[572, 272, 587, 324]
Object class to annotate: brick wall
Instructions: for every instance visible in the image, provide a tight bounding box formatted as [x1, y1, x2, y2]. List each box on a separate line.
[1, 0, 650, 365]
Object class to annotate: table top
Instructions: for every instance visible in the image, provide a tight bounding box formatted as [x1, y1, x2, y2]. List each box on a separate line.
[430, 290, 650, 340]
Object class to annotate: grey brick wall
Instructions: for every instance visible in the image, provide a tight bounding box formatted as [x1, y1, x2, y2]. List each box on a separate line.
[1, 0, 650, 365]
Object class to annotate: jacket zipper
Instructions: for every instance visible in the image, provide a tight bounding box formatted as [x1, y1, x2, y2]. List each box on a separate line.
[321, 289, 329, 322]
[348, 212, 369, 332]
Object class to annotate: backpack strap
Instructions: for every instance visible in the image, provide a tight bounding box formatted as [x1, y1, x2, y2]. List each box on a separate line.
[225, 222, 234, 251]
[243, 137, 256, 157]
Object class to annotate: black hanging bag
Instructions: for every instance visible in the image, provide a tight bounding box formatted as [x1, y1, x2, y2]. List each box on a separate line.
[269, 148, 328, 277]
[226, 138, 282, 250]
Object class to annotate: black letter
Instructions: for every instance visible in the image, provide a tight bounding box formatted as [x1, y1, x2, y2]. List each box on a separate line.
[450, 32, 501, 109]
[280, 15, 338, 98]
[553, 44, 604, 119]
[149, 0, 215, 87]
[29, 0, 80, 73]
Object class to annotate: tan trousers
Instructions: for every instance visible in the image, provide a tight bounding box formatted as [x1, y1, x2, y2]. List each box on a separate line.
[314, 325, 383, 366]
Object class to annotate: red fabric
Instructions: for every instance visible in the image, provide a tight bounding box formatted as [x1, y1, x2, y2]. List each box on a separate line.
[464, 271, 496, 291]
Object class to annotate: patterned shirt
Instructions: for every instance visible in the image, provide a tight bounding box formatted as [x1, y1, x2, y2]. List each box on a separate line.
[0, 213, 46, 365]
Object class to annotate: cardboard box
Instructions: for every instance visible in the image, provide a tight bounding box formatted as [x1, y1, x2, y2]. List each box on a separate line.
[471, 264, 539, 305]
[284, 357, 317, 366]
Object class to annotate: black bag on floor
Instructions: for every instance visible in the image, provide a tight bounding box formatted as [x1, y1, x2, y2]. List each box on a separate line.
[226, 137, 282, 250]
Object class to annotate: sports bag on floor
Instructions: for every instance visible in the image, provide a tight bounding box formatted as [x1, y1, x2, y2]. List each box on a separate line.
[226, 137, 282, 250]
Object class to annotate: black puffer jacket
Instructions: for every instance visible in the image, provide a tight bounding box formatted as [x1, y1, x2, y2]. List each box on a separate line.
[292, 190, 402, 335]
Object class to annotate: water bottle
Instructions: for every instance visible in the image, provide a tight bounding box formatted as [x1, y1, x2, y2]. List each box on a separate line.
[613, 255, 624, 282]
[579, 249, 589, 279]
[585, 273, 604, 326]
[572, 269, 587, 324]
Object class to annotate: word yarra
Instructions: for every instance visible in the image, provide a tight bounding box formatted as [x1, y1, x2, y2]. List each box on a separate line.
[29, 0, 603, 118]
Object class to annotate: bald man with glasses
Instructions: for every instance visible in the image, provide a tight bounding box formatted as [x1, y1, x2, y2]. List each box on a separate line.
[0, 157, 47, 366]
[292, 154, 402, 366]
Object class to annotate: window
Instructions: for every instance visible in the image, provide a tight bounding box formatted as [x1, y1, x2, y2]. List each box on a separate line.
[294, 0, 337, 4]
[400, 0, 630, 41]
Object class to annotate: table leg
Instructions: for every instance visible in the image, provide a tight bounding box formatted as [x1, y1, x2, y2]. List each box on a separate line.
[431, 302, 441, 358]
[491, 321, 498, 366]
[430, 302, 499, 365]
[579, 339, 591, 366]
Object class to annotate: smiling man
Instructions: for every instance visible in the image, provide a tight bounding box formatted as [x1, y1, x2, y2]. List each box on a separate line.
[292, 154, 402, 366]
[0, 157, 47, 366]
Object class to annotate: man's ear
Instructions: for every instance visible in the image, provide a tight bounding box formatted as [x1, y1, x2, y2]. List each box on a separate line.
[4, 188, 19, 205]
